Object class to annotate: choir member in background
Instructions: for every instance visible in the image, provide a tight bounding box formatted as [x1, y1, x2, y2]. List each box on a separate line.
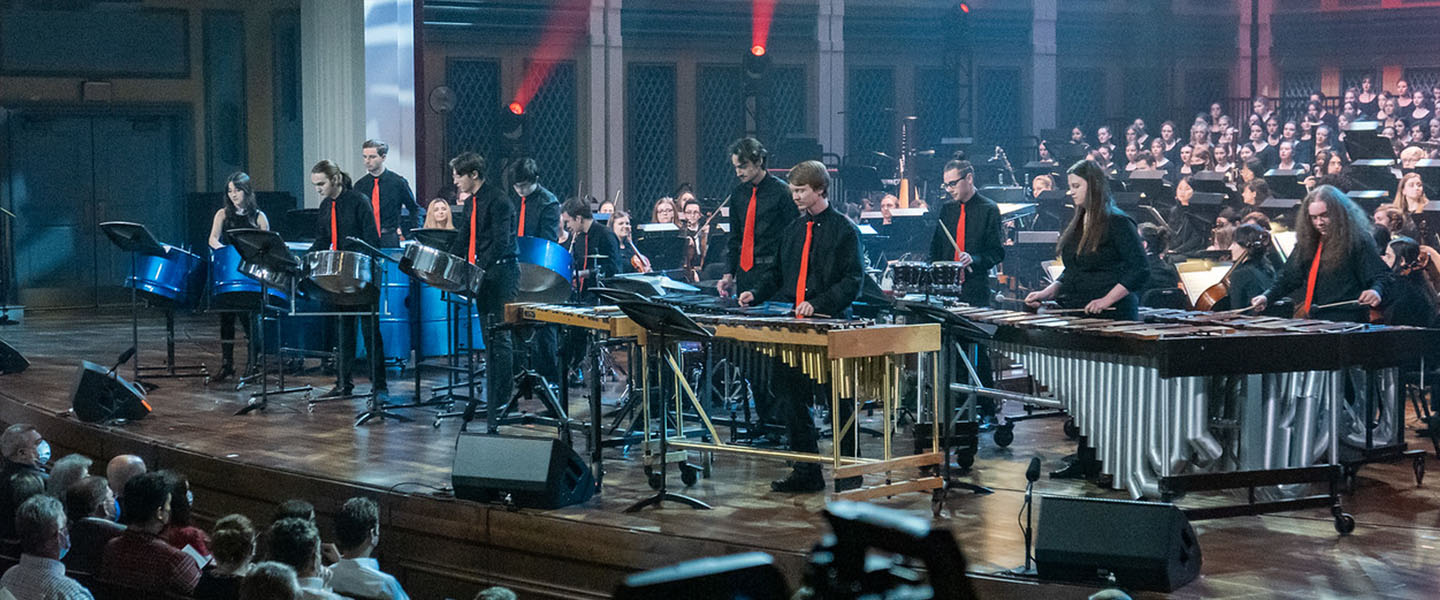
[1397, 79, 1414, 112]
[1281, 120, 1299, 147]
[1227, 224, 1278, 311]
[1160, 121, 1181, 163]
[1149, 138, 1174, 179]
[738, 161, 863, 493]
[1276, 140, 1306, 172]
[355, 139, 420, 247]
[650, 197, 677, 225]
[1266, 115, 1283, 147]
[1137, 223, 1180, 295]
[1070, 126, 1088, 147]
[1123, 142, 1144, 172]
[308, 160, 386, 399]
[1357, 77, 1380, 117]
[1096, 125, 1116, 156]
[1036, 140, 1057, 165]
[207, 172, 270, 382]
[719, 137, 794, 300]
[1208, 103, 1226, 138]
[1400, 145, 1427, 170]
[1247, 123, 1278, 171]
[1242, 178, 1271, 209]
[1378, 236, 1439, 327]
[1251, 185, 1387, 323]
[610, 211, 650, 273]
[1132, 118, 1150, 147]
[422, 198, 453, 229]
[446, 151, 519, 431]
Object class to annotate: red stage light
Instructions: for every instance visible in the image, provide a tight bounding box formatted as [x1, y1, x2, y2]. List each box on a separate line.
[752, 0, 775, 60]
[960, 2, 970, 13]
[509, 102, 524, 115]
[751, 45, 766, 57]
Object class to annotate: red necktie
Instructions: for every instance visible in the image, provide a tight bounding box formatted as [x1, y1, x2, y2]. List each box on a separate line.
[1300, 240, 1324, 316]
[329, 199, 338, 251]
[794, 220, 815, 312]
[371, 177, 382, 236]
[953, 203, 967, 261]
[740, 186, 757, 271]
[467, 197, 478, 265]
[517, 196, 527, 237]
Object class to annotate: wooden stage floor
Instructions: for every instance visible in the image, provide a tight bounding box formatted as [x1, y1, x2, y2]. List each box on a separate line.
[0, 308, 1438, 599]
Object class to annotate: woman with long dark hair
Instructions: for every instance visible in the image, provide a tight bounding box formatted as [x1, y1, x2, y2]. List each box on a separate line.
[1025, 160, 1149, 320]
[207, 172, 270, 382]
[1227, 223, 1277, 310]
[1378, 236, 1439, 327]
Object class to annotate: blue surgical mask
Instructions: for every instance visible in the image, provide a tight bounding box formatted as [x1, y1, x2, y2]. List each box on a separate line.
[58, 529, 70, 560]
[34, 440, 50, 466]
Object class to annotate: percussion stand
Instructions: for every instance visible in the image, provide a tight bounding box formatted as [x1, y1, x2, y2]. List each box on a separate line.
[900, 302, 997, 496]
[431, 294, 485, 430]
[99, 222, 208, 388]
[423, 292, 485, 407]
[485, 321, 573, 444]
[230, 232, 312, 415]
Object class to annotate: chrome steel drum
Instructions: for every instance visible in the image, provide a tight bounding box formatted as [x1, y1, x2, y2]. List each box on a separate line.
[125, 246, 206, 308]
[304, 250, 373, 296]
[515, 236, 573, 303]
[398, 243, 483, 297]
[211, 245, 288, 308]
[890, 261, 932, 294]
[930, 261, 967, 294]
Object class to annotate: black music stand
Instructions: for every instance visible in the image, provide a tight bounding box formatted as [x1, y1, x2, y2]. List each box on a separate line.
[228, 229, 311, 415]
[900, 302, 995, 497]
[99, 221, 209, 386]
[1263, 168, 1308, 200]
[345, 236, 414, 426]
[615, 299, 713, 512]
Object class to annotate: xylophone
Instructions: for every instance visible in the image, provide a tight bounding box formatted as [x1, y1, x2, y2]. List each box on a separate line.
[937, 303, 1439, 530]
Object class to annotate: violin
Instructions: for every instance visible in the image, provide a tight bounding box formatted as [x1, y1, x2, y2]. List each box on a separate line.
[628, 239, 652, 273]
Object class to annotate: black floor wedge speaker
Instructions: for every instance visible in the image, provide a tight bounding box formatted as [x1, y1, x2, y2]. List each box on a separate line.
[452, 433, 595, 509]
[0, 339, 26, 375]
[71, 361, 151, 423]
[1036, 495, 1202, 592]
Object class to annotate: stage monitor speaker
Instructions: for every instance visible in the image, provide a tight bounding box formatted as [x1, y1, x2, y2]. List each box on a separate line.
[70, 361, 151, 423]
[1035, 495, 1201, 592]
[451, 433, 595, 509]
[0, 339, 28, 375]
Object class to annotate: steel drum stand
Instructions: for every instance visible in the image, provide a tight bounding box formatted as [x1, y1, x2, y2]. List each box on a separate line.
[334, 238, 412, 426]
[100, 221, 208, 388]
[432, 294, 484, 430]
[229, 230, 312, 415]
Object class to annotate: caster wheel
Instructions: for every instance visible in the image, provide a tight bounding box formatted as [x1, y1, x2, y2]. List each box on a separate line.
[1414, 455, 1426, 486]
[955, 450, 975, 470]
[681, 465, 699, 486]
[645, 467, 662, 490]
[993, 424, 1015, 448]
[432, 419, 442, 429]
[1062, 418, 1079, 440]
[1334, 513, 1356, 535]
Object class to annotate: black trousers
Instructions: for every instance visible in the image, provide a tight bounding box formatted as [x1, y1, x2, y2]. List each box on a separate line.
[335, 304, 385, 390]
[470, 260, 519, 429]
[219, 312, 254, 366]
[773, 358, 855, 472]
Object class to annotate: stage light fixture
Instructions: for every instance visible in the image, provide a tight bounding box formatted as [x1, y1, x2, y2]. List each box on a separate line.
[751, 44, 766, 57]
[509, 102, 525, 115]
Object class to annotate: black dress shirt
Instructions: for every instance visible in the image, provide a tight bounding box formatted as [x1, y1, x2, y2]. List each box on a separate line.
[353, 169, 419, 246]
[448, 181, 518, 267]
[1056, 210, 1149, 305]
[747, 204, 863, 317]
[927, 193, 1006, 304]
[571, 220, 621, 293]
[1142, 252, 1181, 293]
[726, 173, 796, 286]
[1227, 260, 1276, 310]
[308, 189, 380, 253]
[1263, 236, 1389, 322]
[513, 184, 561, 243]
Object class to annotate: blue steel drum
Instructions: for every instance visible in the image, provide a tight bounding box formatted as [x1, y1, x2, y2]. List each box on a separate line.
[414, 281, 484, 358]
[276, 242, 330, 353]
[356, 247, 413, 364]
[210, 245, 288, 309]
[125, 246, 206, 308]
[515, 236, 573, 303]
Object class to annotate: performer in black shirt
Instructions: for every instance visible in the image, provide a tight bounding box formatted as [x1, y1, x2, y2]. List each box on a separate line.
[562, 197, 620, 298]
[1025, 160, 1149, 321]
[1251, 185, 1387, 323]
[207, 171, 271, 382]
[1226, 224, 1277, 310]
[719, 137, 795, 298]
[447, 152, 520, 432]
[740, 161, 863, 493]
[355, 139, 419, 247]
[508, 158, 562, 386]
[308, 160, 385, 398]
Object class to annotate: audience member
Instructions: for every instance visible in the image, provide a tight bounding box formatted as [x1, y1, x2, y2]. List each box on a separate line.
[1, 495, 93, 599]
[46, 454, 91, 500]
[98, 471, 201, 595]
[62, 476, 123, 575]
[196, 514, 258, 600]
[105, 454, 146, 519]
[160, 470, 210, 556]
[271, 500, 341, 565]
[330, 497, 409, 600]
[269, 518, 344, 600]
[240, 562, 300, 600]
[475, 587, 518, 600]
[0, 424, 50, 539]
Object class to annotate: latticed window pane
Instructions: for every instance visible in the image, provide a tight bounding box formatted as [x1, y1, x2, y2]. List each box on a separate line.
[696, 65, 746, 204]
[1403, 68, 1440, 98]
[848, 68, 895, 157]
[915, 66, 958, 151]
[1186, 69, 1229, 119]
[770, 66, 807, 142]
[976, 67, 1020, 145]
[446, 59, 501, 181]
[1059, 68, 1104, 134]
[627, 63, 677, 222]
[527, 61, 578, 202]
[1280, 70, 1319, 119]
[1341, 68, 1379, 96]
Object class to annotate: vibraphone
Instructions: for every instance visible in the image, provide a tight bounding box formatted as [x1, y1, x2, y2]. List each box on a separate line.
[509, 301, 945, 500]
[938, 304, 1439, 531]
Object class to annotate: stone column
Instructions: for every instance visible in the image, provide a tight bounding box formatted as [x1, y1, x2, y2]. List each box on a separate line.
[1030, 0, 1057, 135]
[816, 0, 845, 157]
[302, 0, 366, 207]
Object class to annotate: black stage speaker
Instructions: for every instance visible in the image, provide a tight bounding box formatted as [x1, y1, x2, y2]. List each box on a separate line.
[1035, 495, 1202, 592]
[70, 361, 151, 423]
[0, 339, 27, 375]
[451, 433, 594, 509]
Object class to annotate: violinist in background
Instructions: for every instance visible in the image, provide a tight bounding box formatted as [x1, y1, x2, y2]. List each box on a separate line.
[610, 211, 651, 273]
[1226, 224, 1277, 310]
[1377, 236, 1439, 327]
[678, 196, 707, 281]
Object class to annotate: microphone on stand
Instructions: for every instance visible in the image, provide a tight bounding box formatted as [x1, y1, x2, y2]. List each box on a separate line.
[1018, 456, 1042, 575]
[107, 347, 137, 378]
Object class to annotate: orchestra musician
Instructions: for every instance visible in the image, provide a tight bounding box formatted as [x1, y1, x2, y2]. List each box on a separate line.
[1226, 223, 1278, 310]
[610, 211, 651, 273]
[739, 160, 864, 493]
[563, 197, 621, 298]
[207, 171, 270, 383]
[1025, 159, 1149, 321]
[678, 196, 707, 282]
[354, 139, 420, 247]
[719, 137, 795, 299]
[508, 158, 562, 385]
[307, 160, 386, 399]
[447, 152, 519, 432]
[1250, 185, 1387, 323]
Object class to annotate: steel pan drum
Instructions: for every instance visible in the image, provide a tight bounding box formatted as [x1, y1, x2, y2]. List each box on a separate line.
[125, 246, 206, 308]
[211, 245, 288, 308]
[399, 243, 483, 297]
[515, 236, 573, 303]
[305, 250, 373, 296]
